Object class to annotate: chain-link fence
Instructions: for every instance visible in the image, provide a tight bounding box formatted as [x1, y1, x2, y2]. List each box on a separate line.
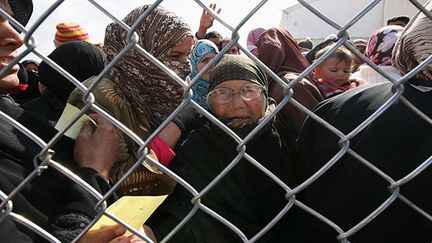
[0, 0, 431, 242]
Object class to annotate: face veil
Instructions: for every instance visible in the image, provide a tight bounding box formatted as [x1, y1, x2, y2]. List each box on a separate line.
[103, 5, 193, 130]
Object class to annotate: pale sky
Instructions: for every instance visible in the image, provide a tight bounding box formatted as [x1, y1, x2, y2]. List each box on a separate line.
[21, 0, 297, 61]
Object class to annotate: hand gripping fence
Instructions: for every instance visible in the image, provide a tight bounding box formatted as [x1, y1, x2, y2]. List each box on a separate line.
[0, 0, 431, 242]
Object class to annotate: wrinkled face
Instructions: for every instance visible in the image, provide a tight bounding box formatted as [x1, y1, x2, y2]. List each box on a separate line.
[210, 80, 265, 124]
[315, 56, 352, 86]
[162, 36, 195, 63]
[0, 11, 24, 94]
[197, 51, 216, 81]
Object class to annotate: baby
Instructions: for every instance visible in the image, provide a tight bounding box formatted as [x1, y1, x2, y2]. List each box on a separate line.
[315, 44, 366, 98]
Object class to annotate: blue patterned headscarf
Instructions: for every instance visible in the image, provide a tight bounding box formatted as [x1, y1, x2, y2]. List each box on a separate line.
[189, 39, 219, 109]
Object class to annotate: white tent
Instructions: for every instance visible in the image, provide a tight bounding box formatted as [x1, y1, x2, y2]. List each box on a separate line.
[282, 0, 428, 42]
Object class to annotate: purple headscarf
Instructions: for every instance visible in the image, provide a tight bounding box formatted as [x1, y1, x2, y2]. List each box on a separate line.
[365, 25, 403, 66]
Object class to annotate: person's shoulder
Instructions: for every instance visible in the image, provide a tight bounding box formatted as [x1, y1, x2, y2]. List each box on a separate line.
[352, 65, 401, 84]
[177, 122, 212, 149]
[325, 82, 391, 103]
[69, 77, 131, 111]
[282, 72, 321, 90]
[352, 64, 373, 74]
[282, 72, 311, 84]
[170, 123, 213, 174]
[69, 76, 109, 100]
[91, 77, 130, 108]
[0, 95, 23, 119]
[314, 83, 393, 118]
[67, 76, 96, 105]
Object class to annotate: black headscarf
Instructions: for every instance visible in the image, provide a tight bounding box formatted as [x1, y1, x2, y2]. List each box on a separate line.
[8, 0, 33, 26]
[22, 41, 105, 124]
[209, 55, 268, 96]
[38, 41, 105, 102]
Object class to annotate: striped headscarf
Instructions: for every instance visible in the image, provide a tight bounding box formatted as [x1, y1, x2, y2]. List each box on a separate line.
[247, 27, 266, 56]
[189, 39, 219, 109]
[392, 0, 432, 84]
[104, 5, 194, 130]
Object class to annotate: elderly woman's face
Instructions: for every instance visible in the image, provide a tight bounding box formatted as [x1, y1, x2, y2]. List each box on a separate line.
[0, 13, 24, 94]
[209, 80, 265, 124]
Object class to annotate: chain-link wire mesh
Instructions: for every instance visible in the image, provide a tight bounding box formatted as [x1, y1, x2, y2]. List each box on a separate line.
[0, 0, 431, 242]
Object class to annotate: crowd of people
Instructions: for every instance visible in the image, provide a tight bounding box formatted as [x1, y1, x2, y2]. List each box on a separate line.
[0, 0, 431, 242]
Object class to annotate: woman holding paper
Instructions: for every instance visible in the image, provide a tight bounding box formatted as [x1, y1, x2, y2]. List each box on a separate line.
[68, 5, 195, 197]
[0, 1, 131, 241]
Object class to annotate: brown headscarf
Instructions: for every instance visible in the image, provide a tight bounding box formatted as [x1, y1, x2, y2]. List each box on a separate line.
[256, 28, 319, 87]
[392, 0, 432, 84]
[255, 28, 325, 166]
[104, 5, 194, 130]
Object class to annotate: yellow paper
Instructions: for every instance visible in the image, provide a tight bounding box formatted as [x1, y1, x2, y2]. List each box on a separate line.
[55, 103, 95, 139]
[90, 195, 167, 236]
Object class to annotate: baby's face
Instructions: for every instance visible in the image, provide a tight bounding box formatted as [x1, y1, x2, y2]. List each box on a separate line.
[316, 56, 352, 86]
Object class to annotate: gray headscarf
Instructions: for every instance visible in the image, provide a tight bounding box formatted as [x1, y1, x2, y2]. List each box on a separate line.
[7, 0, 33, 26]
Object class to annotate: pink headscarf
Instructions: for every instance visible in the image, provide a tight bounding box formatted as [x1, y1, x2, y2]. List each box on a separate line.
[247, 27, 266, 56]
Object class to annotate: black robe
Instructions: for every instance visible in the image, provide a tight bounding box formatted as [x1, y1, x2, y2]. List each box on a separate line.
[148, 121, 306, 242]
[0, 95, 114, 242]
[296, 82, 432, 242]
